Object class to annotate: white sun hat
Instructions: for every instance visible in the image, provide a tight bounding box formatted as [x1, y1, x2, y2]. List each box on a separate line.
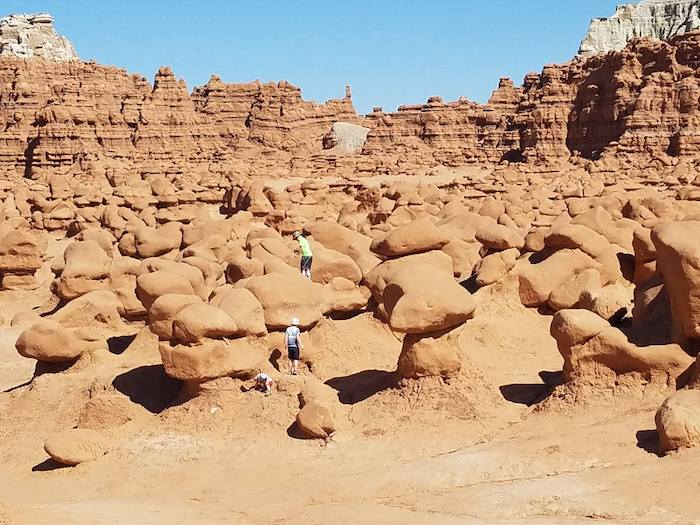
[291, 318, 300, 326]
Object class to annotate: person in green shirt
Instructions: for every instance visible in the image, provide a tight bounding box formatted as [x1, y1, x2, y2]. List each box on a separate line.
[293, 231, 313, 279]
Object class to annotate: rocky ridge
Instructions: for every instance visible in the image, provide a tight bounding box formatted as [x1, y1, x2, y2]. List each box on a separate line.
[580, 0, 700, 55]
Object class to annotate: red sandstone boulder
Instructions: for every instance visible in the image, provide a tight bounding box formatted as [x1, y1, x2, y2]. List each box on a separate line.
[171, 303, 238, 344]
[210, 287, 268, 337]
[365, 250, 453, 302]
[136, 270, 196, 310]
[652, 221, 700, 342]
[296, 400, 336, 439]
[160, 337, 265, 381]
[55, 240, 111, 300]
[134, 222, 183, 258]
[371, 217, 449, 258]
[551, 310, 692, 384]
[383, 266, 475, 334]
[44, 429, 110, 466]
[16, 319, 84, 363]
[244, 272, 327, 330]
[148, 294, 203, 340]
[656, 390, 700, 453]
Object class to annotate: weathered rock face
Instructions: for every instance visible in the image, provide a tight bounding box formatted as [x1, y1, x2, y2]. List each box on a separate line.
[5, 12, 700, 183]
[0, 59, 360, 180]
[0, 13, 78, 61]
[579, 0, 700, 56]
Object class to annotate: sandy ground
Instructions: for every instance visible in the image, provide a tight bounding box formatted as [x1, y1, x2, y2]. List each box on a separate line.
[1, 267, 698, 525]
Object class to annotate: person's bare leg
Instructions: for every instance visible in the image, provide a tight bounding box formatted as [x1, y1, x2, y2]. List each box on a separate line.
[294, 359, 299, 374]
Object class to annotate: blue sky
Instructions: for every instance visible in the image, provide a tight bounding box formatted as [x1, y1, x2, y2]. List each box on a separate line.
[4, 0, 620, 113]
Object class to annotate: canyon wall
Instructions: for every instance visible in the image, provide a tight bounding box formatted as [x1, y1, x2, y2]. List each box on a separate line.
[4, 16, 700, 182]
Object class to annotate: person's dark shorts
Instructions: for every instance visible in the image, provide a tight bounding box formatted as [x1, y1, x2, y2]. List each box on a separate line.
[288, 346, 300, 360]
[300, 256, 313, 273]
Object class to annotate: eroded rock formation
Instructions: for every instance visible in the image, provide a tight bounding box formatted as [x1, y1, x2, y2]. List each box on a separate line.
[580, 0, 700, 56]
[0, 13, 77, 61]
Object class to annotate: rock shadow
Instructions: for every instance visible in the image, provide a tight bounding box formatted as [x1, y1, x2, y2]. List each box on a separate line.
[499, 383, 549, 406]
[269, 348, 282, 371]
[459, 274, 480, 294]
[112, 365, 183, 414]
[107, 333, 137, 355]
[500, 370, 562, 406]
[32, 458, 69, 472]
[2, 378, 32, 393]
[34, 360, 76, 377]
[636, 429, 662, 457]
[286, 421, 311, 440]
[326, 369, 397, 405]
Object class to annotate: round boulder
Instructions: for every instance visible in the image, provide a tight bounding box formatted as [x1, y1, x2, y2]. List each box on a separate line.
[656, 389, 700, 453]
[44, 428, 110, 466]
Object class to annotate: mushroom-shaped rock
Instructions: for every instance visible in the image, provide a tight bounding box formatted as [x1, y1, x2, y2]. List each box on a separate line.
[552, 310, 692, 383]
[398, 327, 462, 379]
[0, 229, 43, 273]
[544, 223, 621, 283]
[442, 239, 482, 278]
[550, 309, 610, 351]
[141, 259, 207, 300]
[365, 250, 453, 302]
[16, 319, 84, 363]
[44, 429, 110, 466]
[296, 399, 336, 439]
[371, 217, 449, 258]
[383, 266, 475, 334]
[656, 390, 700, 453]
[109, 256, 147, 317]
[160, 337, 265, 381]
[172, 304, 238, 344]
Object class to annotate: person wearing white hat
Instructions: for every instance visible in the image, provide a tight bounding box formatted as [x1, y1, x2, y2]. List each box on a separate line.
[284, 317, 303, 375]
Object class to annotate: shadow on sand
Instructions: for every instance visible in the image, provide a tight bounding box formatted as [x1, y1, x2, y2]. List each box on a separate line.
[112, 364, 183, 414]
[325, 369, 397, 405]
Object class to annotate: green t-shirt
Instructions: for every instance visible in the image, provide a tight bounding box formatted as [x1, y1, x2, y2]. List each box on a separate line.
[297, 236, 312, 257]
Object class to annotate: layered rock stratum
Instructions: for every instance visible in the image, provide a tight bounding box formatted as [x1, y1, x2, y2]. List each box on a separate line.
[0, 13, 77, 61]
[580, 0, 700, 55]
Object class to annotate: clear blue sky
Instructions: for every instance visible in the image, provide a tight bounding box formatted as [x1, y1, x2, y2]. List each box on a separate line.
[4, 0, 620, 113]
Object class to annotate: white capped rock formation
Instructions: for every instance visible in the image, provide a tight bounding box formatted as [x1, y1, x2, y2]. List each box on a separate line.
[0, 13, 78, 61]
[580, 0, 700, 55]
[322, 122, 371, 154]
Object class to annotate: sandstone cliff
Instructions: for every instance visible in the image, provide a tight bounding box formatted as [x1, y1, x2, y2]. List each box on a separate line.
[580, 0, 700, 55]
[0, 13, 77, 61]
[3, 12, 700, 183]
